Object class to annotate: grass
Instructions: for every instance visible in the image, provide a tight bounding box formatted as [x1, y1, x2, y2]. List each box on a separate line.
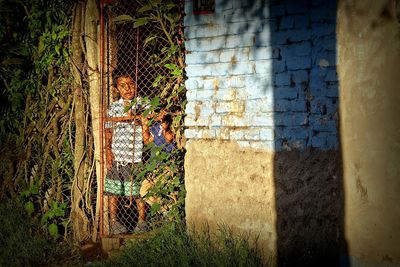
[0, 199, 266, 266]
[94, 223, 267, 267]
[0, 199, 80, 267]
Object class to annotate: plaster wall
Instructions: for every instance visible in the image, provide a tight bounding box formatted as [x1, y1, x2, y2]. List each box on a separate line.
[183, 0, 343, 264]
[185, 140, 343, 264]
[337, 0, 400, 265]
[184, 140, 277, 258]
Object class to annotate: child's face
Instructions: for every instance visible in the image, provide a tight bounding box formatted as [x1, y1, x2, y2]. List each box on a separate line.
[117, 76, 136, 100]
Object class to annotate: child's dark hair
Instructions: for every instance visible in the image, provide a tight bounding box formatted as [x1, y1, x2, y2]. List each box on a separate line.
[162, 113, 172, 125]
[112, 68, 134, 88]
[161, 113, 173, 131]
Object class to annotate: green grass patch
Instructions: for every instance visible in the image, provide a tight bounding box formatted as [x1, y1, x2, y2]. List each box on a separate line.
[95, 223, 267, 267]
[0, 199, 80, 266]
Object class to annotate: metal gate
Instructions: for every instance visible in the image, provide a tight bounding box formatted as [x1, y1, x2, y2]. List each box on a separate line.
[99, 0, 184, 237]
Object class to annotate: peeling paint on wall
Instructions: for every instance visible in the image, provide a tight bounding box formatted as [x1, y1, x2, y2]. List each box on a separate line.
[184, 0, 339, 151]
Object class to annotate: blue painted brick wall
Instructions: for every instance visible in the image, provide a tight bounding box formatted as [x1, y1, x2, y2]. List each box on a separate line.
[184, 0, 339, 151]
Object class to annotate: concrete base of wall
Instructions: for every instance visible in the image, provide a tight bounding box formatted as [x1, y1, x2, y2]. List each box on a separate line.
[185, 140, 344, 265]
[274, 148, 344, 266]
[185, 140, 277, 262]
[345, 256, 400, 267]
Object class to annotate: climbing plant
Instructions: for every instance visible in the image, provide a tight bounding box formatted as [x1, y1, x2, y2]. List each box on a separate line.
[0, 0, 98, 242]
[0, 0, 74, 237]
[0, 0, 187, 243]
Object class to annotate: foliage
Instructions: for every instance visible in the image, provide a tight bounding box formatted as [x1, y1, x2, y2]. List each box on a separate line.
[134, 142, 185, 220]
[0, 0, 187, 244]
[94, 222, 266, 267]
[112, 0, 187, 221]
[0, 199, 81, 266]
[0, 0, 74, 237]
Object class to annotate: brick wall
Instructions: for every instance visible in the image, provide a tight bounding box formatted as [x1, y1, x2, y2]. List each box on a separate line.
[184, 0, 338, 151]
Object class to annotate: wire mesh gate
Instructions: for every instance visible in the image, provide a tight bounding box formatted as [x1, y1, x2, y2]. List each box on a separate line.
[100, 0, 183, 237]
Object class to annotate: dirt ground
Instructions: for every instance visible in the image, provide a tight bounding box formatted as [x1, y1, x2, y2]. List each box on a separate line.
[80, 242, 108, 263]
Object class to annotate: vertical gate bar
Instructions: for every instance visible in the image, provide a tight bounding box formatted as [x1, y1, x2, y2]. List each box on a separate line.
[99, 0, 105, 238]
[135, 27, 139, 97]
[106, 19, 110, 108]
[132, 27, 139, 165]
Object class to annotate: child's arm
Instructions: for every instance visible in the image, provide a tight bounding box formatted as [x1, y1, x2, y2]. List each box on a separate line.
[104, 115, 141, 124]
[161, 119, 174, 143]
[141, 116, 154, 145]
[105, 128, 114, 170]
[163, 129, 174, 143]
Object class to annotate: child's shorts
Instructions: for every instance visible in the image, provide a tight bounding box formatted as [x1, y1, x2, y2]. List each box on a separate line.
[104, 162, 140, 197]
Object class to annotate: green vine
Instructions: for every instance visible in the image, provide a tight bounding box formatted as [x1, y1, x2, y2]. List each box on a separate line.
[0, 0, 73, 238]
[0, 0, 186, 240]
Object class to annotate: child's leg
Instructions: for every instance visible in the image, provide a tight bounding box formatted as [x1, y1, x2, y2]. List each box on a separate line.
[135, 197, 147, 222]
[109, 196, 118, 223]
[134, 197, 148, 233]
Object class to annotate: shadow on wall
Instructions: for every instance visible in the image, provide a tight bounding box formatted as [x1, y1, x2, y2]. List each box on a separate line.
[187, 0, 347, 265]
[270, 0, 347, 266]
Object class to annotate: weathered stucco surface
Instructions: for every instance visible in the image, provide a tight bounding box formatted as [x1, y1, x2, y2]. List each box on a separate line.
[184, 0, 399, 265]
[337, 0, 400, 265]
[184, 140, 277, 258]
[185, 140, 344, 264]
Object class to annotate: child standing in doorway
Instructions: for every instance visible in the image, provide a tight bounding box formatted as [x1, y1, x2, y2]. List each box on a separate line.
[104, 74, 150, 234]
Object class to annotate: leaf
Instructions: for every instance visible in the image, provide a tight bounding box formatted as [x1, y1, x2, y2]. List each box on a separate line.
[152, 75, 164, 87]
[38, 38, 44, 54]
[48, 223, 59, 237]
[41, 212, 50, 225]
[24, 201, 34, 215]
[138, 4, 153, 13]
[164, 63, 177, 70]
[53, 207, 65, 217]
[133, 18, 150, 28]
[165, 3, 177, 10]
[50, 200, 58, 210]
[150, 203, 161, 213]
[124, 101, 134, 112]
[150, 96, 160, 107]
[61, 219, 69, 228]
[20, 189, 30, 198]
[1, 58, 24, 66]
[113, 14, 134, 23]
[171, 69, 182, 76]
[143, 107, 152, 118]
[144, 35, 157, 46]
[161, 47, 169, 53]
[55, 45, 60, 55]
[173, 115, 182, 125]
[163, 14, 174, 25]
[173, 177, 180, 186]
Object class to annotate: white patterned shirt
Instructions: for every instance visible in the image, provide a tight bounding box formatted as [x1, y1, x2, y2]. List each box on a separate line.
[105, 98, 146, 164]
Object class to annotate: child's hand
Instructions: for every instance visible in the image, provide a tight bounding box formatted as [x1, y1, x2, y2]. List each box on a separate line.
[141, 115, 150, 128]
[155, 110, 167, 122]
[141, 115, 153, 144]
